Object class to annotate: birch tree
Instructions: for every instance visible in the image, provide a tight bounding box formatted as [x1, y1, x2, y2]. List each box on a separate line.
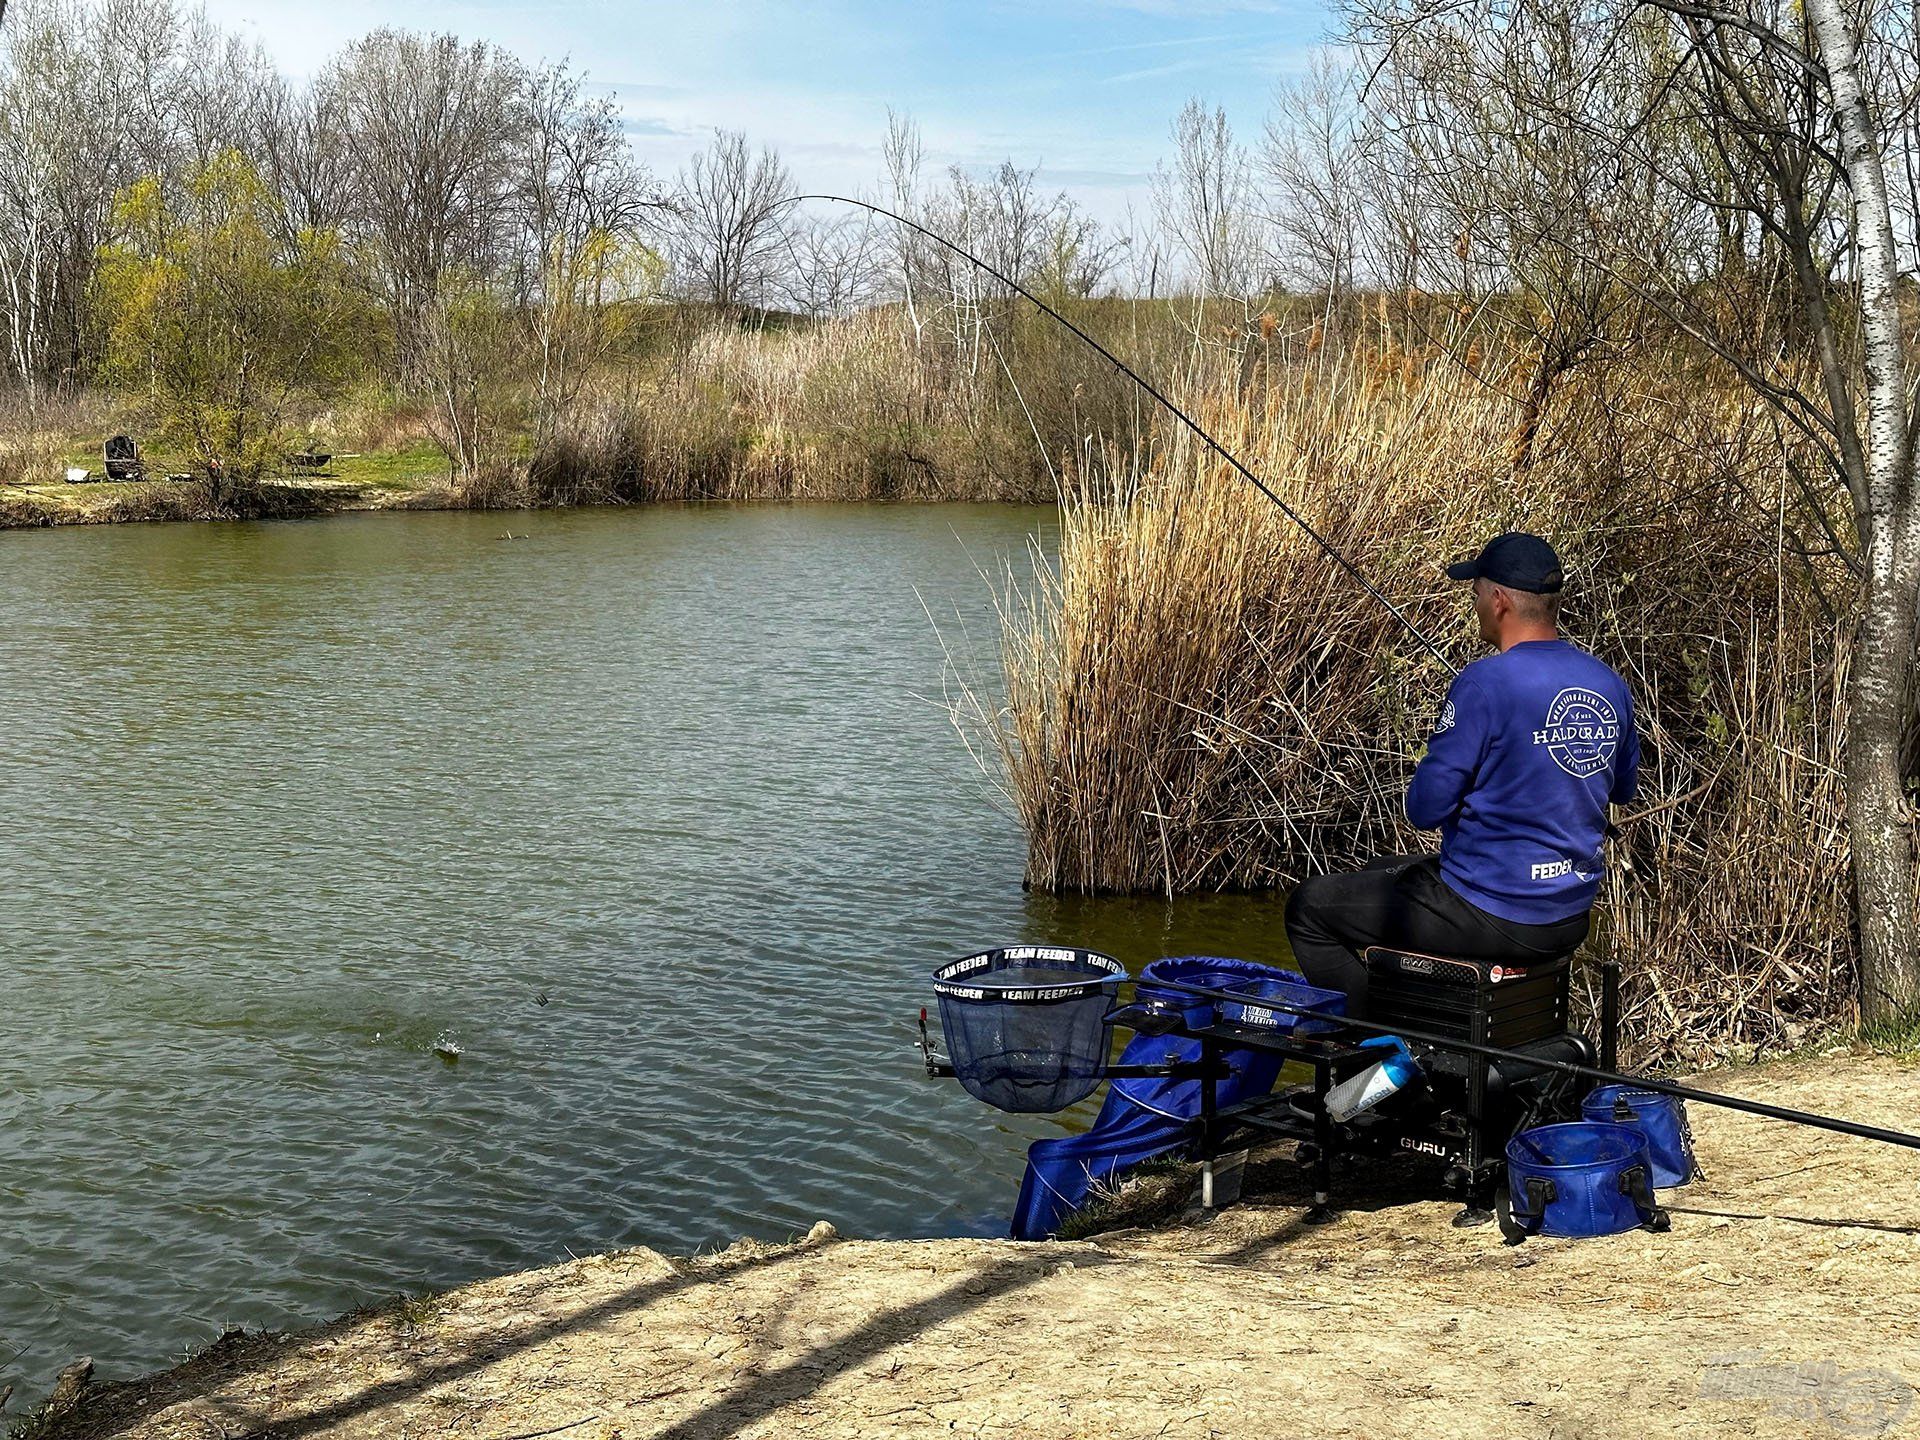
[1803, 0, 1920, 1022]
[0, 0, 159, 390]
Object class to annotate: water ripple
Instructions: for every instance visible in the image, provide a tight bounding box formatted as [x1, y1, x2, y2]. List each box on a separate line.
[0, 504, 1283, 1402]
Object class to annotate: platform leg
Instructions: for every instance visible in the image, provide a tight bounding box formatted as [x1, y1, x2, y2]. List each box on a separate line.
[1304, 1057, 1336, 1225]
[1452, 1172, 1498, 1228]
[1452, 1204, 1495, 1228]
[1200, 1037, 1218, 1211]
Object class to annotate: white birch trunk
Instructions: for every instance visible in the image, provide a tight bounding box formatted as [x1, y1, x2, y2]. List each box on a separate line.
[1806, 0, 1920, 1023]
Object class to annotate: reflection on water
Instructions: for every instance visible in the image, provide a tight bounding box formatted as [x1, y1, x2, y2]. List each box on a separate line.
[1023, 890, 1291, 975]
[0, 504, 1288, 1400]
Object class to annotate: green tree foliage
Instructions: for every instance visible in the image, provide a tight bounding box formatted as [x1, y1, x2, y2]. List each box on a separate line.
[420, 269, 523, 484]
[526, 226, 662, 443]
[92, 150, 367, 475]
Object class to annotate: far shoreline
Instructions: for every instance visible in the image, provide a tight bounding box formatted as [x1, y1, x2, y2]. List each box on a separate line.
[0, 473, 1063, 532]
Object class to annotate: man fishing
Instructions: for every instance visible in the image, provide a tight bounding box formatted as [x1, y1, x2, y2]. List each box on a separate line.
[1285, 532, 1639, 1019]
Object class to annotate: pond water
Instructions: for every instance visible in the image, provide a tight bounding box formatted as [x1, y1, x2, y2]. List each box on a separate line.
[0, 503, 1285, 1402]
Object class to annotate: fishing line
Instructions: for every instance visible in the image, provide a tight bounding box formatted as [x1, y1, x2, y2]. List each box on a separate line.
[772, 193, 1462, 677]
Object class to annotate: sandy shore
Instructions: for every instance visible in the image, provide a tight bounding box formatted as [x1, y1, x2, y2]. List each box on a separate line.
[26, 1051, 1920, 1440]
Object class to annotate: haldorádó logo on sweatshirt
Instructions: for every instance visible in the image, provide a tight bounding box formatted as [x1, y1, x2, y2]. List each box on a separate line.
[1534, 687, 1620, 778]
[1407, 639, 1638, 924]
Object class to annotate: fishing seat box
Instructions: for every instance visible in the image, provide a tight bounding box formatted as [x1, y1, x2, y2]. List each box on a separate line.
[1362, 947, 1571, 1057]
[1360, 946, 1585, 1204]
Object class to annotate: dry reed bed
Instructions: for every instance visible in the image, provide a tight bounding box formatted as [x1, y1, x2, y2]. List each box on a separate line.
[962, 349, 1853, 1066]
[522, 305, 1153, 506]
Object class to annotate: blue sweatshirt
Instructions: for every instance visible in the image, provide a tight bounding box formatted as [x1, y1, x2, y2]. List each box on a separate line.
[1406, 639, 1639, 925]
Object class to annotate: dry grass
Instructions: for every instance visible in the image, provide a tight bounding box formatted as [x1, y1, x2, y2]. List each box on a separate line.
[320, 386, 441, 455]
[523, 301, 1178, 505]
[957, 342, 1855, 1067]
[0, 389, 113, 485]
[525, 314, 1022, 503]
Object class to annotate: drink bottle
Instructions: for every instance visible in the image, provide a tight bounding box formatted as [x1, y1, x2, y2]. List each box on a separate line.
[1325, 1036, 1419, 1122]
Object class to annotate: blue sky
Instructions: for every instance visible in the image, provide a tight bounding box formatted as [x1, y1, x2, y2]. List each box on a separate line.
[199, 0, 1334, 224]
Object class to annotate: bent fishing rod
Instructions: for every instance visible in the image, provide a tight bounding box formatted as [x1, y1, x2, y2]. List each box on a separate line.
[770, 193, 1460, 677]
[762, 197, 1678, 849]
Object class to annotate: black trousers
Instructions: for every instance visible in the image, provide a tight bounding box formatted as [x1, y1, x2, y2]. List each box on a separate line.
[1284, 854, 1590, 1020]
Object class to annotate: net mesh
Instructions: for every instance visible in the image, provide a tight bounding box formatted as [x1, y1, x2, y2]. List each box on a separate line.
[933, 947, 1123, 1112]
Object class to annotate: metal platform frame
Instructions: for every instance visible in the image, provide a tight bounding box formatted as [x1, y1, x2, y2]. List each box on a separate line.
[1187, 1023, 1375, 1222]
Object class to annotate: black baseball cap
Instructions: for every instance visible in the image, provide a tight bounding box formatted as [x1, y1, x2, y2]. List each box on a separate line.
[1445, 532, 1564, 594]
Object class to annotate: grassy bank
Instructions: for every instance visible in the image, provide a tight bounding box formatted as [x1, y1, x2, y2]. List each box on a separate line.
[0, 390, 462, 527]
[0, 465, 454, 528]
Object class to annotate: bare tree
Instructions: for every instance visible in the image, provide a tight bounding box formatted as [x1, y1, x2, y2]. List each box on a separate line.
[1032, 205, 1121, 299]
[256, 69, 358, 253]
[781, 209, 884, 316]
[1114, 200, 1168, 300]
[975, 161, 1051, 293]
[1364, 1, 1658, 466]
[0, 0, 70, 392]
[1262, 52, 1365, 299]
[168, 13, 278, 174]
[1153, 98, 1260, 298]
[332, 29, 523, 378]
[512, 60, 657, 440]
[882, 107, 928, 342]
[0, 0, 178, 391]
[668, 129, 795, 311]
